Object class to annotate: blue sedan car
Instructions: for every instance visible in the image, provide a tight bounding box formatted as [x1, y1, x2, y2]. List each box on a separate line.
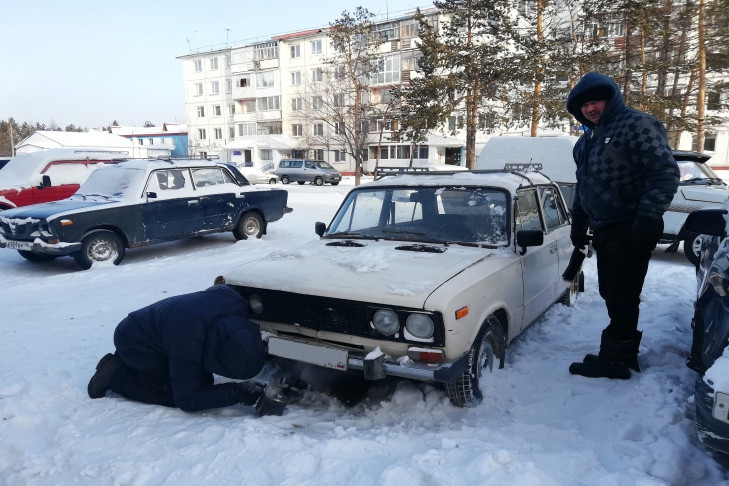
[685, 208, 729, 454]
[0, 159, 291, 269]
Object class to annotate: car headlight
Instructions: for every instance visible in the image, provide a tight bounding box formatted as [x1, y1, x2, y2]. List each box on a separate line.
[248, 293, 264, 315]
[405, 313, 434, 339]
[373, 309, 399, 335]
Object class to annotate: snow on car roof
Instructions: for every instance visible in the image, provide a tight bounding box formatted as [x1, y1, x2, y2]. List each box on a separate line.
[364, 170, 553, 193]
[110, 159, 226, 171]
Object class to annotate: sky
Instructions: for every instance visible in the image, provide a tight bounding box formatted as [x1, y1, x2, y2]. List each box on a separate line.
[0, 0, 427, 130]
[1, 176, 729, 484]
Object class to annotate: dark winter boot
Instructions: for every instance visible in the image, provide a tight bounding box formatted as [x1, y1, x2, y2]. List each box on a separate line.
[87, 353, 121, 399]
[580, 331, 642, 373]
[569, 331, 633, 379]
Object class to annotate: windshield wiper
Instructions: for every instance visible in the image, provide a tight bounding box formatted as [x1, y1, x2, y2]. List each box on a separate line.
[326, 231, 378, 240]
[682, 177, 710, 184]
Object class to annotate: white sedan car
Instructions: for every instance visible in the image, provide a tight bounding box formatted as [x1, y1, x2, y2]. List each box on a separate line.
[239, 166, 279, 185]
[217, 169, 581, 407]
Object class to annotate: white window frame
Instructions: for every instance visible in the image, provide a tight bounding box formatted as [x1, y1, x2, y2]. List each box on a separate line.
[256, 96, 281, 111]
[292, 124, 303, 136]
[311, 68, 323, 83]
[313, 123, 324, 136]
[198, 128, 207, 139]
[291, 97, 303, 111]
[310, 39, 322, 55]
[193, 59, 202, 72]
[210, 81, 220, 95]
[197, 106, 205, 118]
[194, 83, 203, 96]
[290, 44, 301, 59]
[214, 128, 222, 140]
[212, 105, 221, 117]
[291, 71, 302, 86]
[209, 57, 218, 70]
[256, 71, 275, 88]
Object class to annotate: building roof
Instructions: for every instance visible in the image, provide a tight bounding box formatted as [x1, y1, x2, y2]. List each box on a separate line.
[15, 131, 133, 153]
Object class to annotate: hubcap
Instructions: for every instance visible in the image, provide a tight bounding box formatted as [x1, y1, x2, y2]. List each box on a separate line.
[243, 218, 260, 236]
[88, 238, 117, 262]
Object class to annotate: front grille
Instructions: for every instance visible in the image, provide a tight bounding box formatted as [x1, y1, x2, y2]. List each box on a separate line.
[0, 218, 40, 240]
[233, 286, 445, 346]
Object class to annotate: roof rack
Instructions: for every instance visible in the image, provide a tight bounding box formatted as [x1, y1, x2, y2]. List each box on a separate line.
[503, 162, 543, 172]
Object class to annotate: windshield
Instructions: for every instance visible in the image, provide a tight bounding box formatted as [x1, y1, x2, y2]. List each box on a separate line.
[326, 186, 509, 246]
[74, 166, 148, 201]
[315, 161, 334, 169]
[677, 160, 724, 184]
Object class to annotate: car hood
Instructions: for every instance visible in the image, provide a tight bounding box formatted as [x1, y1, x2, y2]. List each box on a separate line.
[681, 185, 729, 203]
[222, 239, 501, 308]
[0, 198, 114, 220]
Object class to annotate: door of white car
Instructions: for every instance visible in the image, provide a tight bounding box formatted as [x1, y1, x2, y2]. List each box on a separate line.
[515, 187, 561, 333]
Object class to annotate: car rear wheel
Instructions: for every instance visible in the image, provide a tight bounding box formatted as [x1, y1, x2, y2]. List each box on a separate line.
[314, 177, 324, 186]
[446, 315, 505, 407]
[683, 233, 701, 266]
[73, 230, 125, 269]
[281, 176, 290, 184]
[233, 212, 264, 240]
[17, 250, 57, 262]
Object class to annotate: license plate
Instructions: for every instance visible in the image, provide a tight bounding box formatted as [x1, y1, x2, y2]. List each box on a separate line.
[5, 239, 33, 251]
[714, 392, 729, 424]
[268, 337, 348, 371]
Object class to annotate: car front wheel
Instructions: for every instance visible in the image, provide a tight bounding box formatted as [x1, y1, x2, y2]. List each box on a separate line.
[683, 232, 701, 266]
[73, 230, 125, 269]
[314, 177, 324, 186]
[234, 212, 264, 240]
[446, 315, 505, 407]
[268, 178, 277, 184]
[281, 176, 290, 184]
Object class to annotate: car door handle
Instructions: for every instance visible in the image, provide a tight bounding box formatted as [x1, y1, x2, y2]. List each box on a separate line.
[188, 200, 199, 206]
[550, 245, 558, 254]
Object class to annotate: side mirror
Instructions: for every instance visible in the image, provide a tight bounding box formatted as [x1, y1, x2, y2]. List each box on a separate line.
[146, 192, 158, 199]
[315, 221, 326, 237]
[39, 175, 51, 189]
[516, 230, 544, 255]
[684, 209, 727, 237]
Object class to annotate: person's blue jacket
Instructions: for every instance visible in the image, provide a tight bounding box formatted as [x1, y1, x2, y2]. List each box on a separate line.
[566, 72, 679, 229]
[113, 284, 265, 412]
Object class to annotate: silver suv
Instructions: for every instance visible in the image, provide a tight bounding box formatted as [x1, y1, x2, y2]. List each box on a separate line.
[275, 159, 341, 186]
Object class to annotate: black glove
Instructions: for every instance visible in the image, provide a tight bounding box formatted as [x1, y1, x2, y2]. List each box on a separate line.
[255, 387, 289, 416]
[631, 217, 663, 252]
[570, 225, 590, 249]
[231, 381, 266, 406]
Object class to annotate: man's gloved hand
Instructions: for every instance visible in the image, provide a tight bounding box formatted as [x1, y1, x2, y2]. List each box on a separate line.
[231, 381, 266, 406]
[570, 225, 590, 249]
[631, 217, 664, 252]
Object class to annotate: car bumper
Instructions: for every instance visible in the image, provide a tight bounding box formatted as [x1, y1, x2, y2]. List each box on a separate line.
[694, 378, 729, 454]
[266, 336, 469, 383]
[0, 236, 81, 256]
[324, 175, 341, 182]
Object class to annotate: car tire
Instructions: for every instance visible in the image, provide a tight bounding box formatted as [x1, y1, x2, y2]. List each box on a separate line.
[330, 182, 339, 186]
[297, 181, 306, 185]
[683, 232, 701, 266]
[269, 178, 277, 184]
[234, 212, 264, 240]
[314, 177, 324, 186]
[17, 250, 57, 262]
[73, 230, 125, 269]
[281, 176, 290, 184]
[446, 315, 505, 408]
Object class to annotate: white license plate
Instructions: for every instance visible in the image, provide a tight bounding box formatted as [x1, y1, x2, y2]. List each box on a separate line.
[5, 240, 33, 251]
[713, 392, 729, 424]
[268, 337, 348, 371]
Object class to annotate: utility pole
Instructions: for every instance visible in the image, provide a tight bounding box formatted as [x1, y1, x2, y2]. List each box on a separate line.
[697, 0, 706, 151]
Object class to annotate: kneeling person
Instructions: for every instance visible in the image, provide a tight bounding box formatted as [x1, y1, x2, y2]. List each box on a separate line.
[88, 284, 266, 412]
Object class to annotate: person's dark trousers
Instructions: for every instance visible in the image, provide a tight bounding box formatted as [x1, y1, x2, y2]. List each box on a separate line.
[108, 358, 177, 408]
[592, 222, 652, 341]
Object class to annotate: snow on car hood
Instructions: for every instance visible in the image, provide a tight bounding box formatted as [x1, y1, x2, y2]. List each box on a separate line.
[222, 239, 502, 308]
[0, 198, 118, 220]
[681, 185, 729, 203]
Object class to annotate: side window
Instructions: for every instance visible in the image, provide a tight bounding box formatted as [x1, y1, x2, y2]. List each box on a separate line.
[305, 161, 316, 169]
[279, 160, 289, 169]
[147, 169, 190, 196]
[191, 167, 235, 187]
[515, 189, 543, 232]
[292, 161, 303, 168]
[538, 186, 567, 231]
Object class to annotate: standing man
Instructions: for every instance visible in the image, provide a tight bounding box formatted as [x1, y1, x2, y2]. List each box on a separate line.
[87, 284, 269, 412]
[566, 72, 679, 379]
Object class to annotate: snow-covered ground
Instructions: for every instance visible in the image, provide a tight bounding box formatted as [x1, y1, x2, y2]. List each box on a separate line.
[1, 177, 728, 485]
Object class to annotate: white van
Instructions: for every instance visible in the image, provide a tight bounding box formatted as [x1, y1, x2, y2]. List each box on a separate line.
[476, 136, 729, 264]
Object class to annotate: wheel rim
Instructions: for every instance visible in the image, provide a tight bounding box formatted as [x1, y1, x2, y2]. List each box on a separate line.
[315, 177, 323, 186]
[476, 334, 495, 378]
[242, 217, 261, 237]
[87, 237, 118, 262]
[691, 235, 702, 256]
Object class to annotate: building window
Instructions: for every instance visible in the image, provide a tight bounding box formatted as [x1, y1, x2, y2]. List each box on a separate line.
[333, 93, 345, 107]
[448, 115, 465, 131]
[373, 22, 399, 41]
[291, 71, 301, 86]
[138, 138, 144, 145]
[244, 100, 256, 113]
[708, 91, 721, 111]
[229, 127, 235, 139]
[692, 133, 717, 151]
[256, 71, 275, 88]
[213, 105, 221, 117]
[257, 96, 281, 111]
[238, 77, 250, 88]
[209, 57, 218, 70]
[292, 124, 303, 136]
[214, 128, 222, 140]
[311, 39, 322, 55]
[198, 128, 207, 139]
[334, 121, 345, 135]
[226, 79, 232, 93]
[254, 41, 278, 60]
[292, 97, 303, 111]
[260, 149, 272, 160]
[290, 44, 300, 59]
[197, 106, 205, 118]
[312, 95, 323, 110]
[258, 121, 282, 135]
[210, 81, 220, 95]
[313, 123, 324, 136]
[228, 104, 236, 115]
[225, 54, 231, 68]
[334, 150, 346, 162]
[193, 59, 202, 72]
[238, 123, 256, 136]
[313, 149, 324, 160]
[194, 83, 203, 96]
[311, 68, 323, 83]
[371, 55, 401, 85]
[400, 20, 418, 38]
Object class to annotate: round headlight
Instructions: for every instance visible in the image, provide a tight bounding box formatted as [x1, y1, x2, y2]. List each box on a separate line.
[405, 313, 434, 339]
[248, 293, 264, 315]
[373, 309, 400, 335]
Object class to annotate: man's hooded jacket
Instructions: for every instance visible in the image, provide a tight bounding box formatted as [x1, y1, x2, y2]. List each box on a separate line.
[113, 284, 265, 412]
[566, 72, 679, 229]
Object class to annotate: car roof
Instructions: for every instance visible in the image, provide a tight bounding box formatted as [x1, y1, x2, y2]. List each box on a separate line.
[364, 169, 554, 193]
[113, 159, 227, 171]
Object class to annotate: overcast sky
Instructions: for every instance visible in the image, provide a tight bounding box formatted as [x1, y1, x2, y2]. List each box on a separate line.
[1, 0, 427, 129]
